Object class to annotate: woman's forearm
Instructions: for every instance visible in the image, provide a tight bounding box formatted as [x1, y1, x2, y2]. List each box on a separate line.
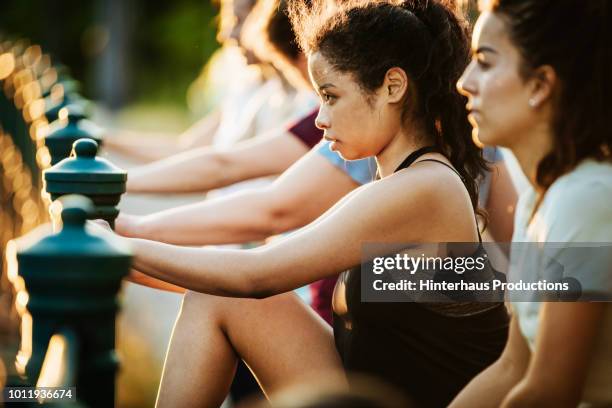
[450, 316, 529, 408]
[103, 109, 220, 163]
[103, 134, 182, 163]
[128, 238, 272, 297]
[449, 358, 524, 408]
[125, 130, 309, 194]
[126, 146, 230, 193]
[501, 303, 606, 408]
[118, 189, 283, 245]
[175, 108, 221, 149]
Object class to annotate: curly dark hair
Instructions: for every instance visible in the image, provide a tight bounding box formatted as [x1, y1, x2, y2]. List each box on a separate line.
[487, 0, 611, 201]
[289, 0, 487, 214]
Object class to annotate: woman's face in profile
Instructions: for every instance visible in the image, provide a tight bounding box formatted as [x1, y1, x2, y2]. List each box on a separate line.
[457, 12, 536, 149]
[308, 51, 402, 161]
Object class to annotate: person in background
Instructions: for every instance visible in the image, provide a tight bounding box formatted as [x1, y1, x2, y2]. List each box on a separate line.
[451, 0, 612, 406]
[103, 0, 312, 163]
[122, 0, 324, 195]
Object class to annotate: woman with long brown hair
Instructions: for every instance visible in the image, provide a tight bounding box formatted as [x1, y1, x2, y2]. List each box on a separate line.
[452, 0, 612, 406]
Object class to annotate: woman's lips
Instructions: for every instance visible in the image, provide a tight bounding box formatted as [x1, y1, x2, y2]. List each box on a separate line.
[466, 102, 481, 114]
[467, 109, 481, 121]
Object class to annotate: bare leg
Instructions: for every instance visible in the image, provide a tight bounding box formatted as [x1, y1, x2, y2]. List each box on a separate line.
[156, 290, 345, 408]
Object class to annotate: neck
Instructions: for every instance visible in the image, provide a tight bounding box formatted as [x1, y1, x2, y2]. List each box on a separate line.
[510, 121, 553, 189]
[375, 124, 429, 178]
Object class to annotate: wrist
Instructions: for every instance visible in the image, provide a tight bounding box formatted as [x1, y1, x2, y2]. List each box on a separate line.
[125, 172, 145, 193]
[115, 213, 142, 238]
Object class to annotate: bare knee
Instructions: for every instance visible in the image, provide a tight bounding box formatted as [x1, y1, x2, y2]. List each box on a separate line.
[180, 290, 227, 321]
[180, 290, 250, 332]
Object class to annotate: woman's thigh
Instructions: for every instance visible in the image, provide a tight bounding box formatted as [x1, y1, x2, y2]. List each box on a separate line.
[182, 290, 346, 396]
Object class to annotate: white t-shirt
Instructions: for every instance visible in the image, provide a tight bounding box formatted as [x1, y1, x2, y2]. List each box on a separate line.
[209, 67, 317, 196]
[212, 71, 317, 149]
[511, 159, 612, 404]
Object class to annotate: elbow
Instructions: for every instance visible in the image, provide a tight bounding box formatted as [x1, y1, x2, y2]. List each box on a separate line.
[251, 290, 276, 300]
[265, 194, 309, 235]
[243, 189, 306, 238]
[210, 280, 275, 300]
[214, 151, 244, 187]
[248, 275, 277, 300]
[244, 262, 281, 299]
[267, 207, 302, 235]
[192, 268, 279, 299]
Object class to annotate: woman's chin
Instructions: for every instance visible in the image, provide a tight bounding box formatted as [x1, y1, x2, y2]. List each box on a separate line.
[473, 129, 509, 149]
[330, 142, 369, 161]
[338, 151, 365, 161]
[470, 127, 493, 147]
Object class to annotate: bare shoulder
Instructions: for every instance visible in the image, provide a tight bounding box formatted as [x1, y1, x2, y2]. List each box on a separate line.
[352, 159, 478, 241]
[363, 159, 471, 206]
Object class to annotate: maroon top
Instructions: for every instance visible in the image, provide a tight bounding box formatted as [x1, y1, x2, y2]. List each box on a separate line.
[310, 277, 338, 325]
[287, 109, 322, 148]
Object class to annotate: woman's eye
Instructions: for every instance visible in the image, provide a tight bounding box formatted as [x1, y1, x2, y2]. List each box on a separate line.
[475, 55, 491, 69]
[322, 93, 336, 103]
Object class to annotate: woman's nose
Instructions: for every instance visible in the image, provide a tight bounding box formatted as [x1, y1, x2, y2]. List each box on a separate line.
[457, 61, 478, 98]
[315, 109, 330, 130]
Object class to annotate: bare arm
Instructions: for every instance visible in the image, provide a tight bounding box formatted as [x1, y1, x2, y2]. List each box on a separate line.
[116, 149, 360, 245]
[449, 316, 530, 408]
[103, 109, 221, 162]
[501, 302, 605, 407]
[485, 160, 517, 243]
[124, 166, 472, 297]
[126, 128, 310, 193]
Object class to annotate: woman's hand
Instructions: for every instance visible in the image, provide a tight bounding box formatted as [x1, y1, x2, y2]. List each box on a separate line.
[86, 219, 185, 293]
[86, 219, 116, 238]
[90, 218, 112, 231]
[86, 218, 132, 251]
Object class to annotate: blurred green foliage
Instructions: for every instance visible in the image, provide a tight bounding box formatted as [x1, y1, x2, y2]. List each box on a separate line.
[131, 0, 220, 106]
[0, 0, 220, 108]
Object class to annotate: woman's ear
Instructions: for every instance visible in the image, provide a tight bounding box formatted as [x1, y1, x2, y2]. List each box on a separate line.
[384, 67, 409, 104]
[527, 65, 556, 108]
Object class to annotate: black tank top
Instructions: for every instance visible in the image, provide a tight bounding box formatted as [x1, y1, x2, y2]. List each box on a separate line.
[332, 147, 509, 408]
